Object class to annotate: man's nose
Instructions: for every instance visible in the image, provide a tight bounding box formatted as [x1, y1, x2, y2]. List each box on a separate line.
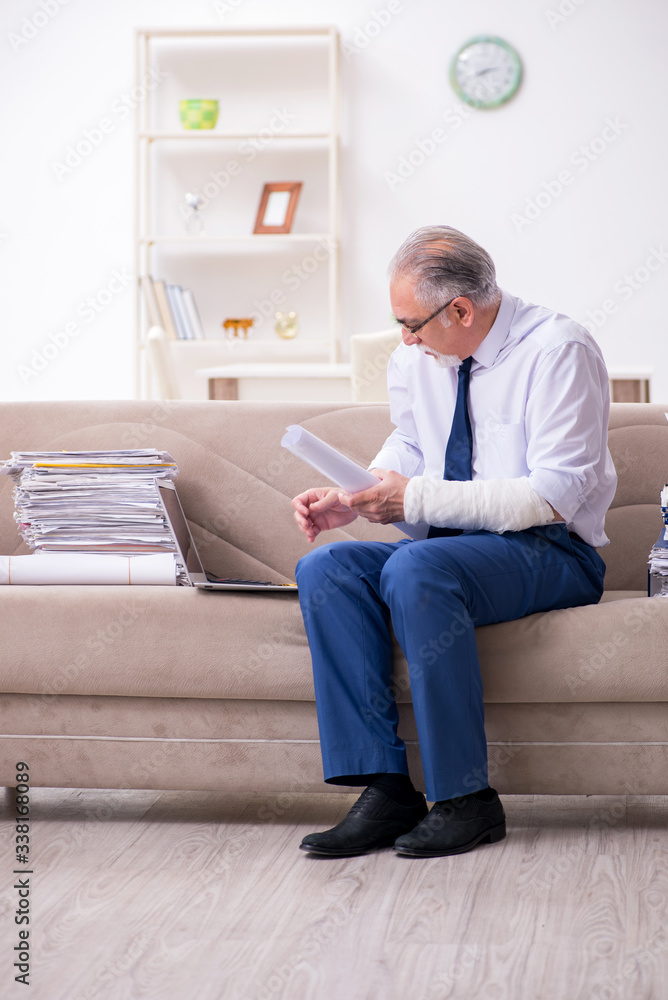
[401, 327, 419, 346]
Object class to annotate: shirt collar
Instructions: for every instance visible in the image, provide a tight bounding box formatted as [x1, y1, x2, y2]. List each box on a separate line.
[471, 289, 515, 369]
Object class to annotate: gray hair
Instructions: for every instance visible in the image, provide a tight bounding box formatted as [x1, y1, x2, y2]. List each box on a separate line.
[388, 226, 501, 312]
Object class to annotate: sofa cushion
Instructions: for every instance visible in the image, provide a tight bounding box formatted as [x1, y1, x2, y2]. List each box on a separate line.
[2, 586, 666, 705]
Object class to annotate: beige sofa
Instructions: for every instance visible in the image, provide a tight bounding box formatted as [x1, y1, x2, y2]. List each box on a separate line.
[1, 400, 667, 797]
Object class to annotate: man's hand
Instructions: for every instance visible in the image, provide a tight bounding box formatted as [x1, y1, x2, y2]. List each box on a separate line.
[291, 487, 359, 543]
[338, 469, 410, 525]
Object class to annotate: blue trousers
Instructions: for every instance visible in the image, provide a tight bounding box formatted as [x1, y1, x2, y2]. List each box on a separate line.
[295, 524, 606, 802]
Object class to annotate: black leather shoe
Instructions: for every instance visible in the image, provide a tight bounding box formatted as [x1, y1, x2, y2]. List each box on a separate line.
[393, 787, 506, 857]
[300, 786, 428, 857]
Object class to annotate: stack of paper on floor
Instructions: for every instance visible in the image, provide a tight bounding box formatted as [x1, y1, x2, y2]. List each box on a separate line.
[648, 484, 668, 597]
[0, 450, 181, 585]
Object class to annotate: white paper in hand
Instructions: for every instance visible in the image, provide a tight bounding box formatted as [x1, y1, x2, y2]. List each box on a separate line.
[281, 424, 428, 540]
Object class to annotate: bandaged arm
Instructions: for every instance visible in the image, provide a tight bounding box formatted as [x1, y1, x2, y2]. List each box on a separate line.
[403, 476, 557, 533]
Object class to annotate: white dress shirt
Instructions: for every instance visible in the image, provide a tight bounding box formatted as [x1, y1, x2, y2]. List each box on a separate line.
[369, 289, 618, 548]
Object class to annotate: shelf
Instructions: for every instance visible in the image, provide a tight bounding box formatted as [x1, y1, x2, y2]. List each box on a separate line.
[140, 234, 335, 246]
[198, 362, 351, 378]
[140, 131, 331, 142]
[136, 26, 335, 39]
[166, 338, 329, 349]
[135, 25, 341, 396]
[606, 366, 654, 379]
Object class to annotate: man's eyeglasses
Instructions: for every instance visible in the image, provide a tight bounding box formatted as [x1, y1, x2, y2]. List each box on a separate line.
[399, 295, 459, 337]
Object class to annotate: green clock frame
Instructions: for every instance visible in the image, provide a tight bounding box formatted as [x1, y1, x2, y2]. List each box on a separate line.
[449, 35, 523, 110]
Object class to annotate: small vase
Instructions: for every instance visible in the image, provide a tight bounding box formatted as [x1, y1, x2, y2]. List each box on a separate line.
[275, 311, 299, 340]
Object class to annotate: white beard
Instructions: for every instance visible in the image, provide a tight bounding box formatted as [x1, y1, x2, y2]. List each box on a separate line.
[417, 343, 461, 368]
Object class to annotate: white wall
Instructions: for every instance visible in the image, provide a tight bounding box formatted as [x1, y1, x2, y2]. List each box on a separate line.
[1, 0, 667, 401]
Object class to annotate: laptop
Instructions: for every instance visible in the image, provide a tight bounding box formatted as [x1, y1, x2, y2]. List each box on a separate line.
[157, 481, 298, 592]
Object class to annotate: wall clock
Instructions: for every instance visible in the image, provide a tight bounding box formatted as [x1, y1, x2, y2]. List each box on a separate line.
[450, 36, 522, 109]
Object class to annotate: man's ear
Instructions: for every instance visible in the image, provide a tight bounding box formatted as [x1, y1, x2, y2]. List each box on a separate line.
[453, 297, 475, 327]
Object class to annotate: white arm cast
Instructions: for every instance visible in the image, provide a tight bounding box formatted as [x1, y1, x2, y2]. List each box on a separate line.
[403, 476, 556, 534]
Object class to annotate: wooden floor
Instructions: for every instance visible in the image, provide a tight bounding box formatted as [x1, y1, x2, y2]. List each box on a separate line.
[1, 789, 667, 1000]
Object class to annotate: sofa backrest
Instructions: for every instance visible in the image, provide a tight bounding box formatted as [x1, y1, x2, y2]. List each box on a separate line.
[0, 401, 402, 584]
[0, 400, 664, 591]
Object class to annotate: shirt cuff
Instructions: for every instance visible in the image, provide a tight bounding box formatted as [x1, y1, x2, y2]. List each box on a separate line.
[528, 468, 585, 523]
[368, 448, 423, 478]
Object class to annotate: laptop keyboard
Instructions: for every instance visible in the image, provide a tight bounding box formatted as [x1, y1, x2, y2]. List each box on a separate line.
[205, 573, 297, 587]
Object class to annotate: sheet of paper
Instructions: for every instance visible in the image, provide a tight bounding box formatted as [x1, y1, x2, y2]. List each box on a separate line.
[281, 424, 429, 540]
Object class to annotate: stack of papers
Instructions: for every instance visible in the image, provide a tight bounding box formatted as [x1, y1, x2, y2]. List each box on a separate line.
[648, 485, 668, 597]
[1, 450, 183, 585]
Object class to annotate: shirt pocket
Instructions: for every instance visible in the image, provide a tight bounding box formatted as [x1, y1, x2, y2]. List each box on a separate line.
[475, 420, 528, 479]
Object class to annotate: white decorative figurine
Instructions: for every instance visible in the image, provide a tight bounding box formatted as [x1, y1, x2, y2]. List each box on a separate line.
[183, 192, 205, 235]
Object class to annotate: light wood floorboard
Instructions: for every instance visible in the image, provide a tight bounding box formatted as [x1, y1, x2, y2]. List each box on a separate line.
[1, 790, 667, 1000]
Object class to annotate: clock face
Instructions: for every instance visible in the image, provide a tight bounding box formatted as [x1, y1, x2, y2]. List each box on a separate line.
[450, 36, 522, 109]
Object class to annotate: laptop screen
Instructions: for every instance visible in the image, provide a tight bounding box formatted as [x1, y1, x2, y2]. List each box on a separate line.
[157, 482, 206, 584]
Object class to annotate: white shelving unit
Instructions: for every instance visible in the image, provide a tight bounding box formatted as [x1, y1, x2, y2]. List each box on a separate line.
[134, 26, 342, 398]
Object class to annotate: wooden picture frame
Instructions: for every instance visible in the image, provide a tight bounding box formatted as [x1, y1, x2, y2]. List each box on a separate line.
[253, 182, 303, 234]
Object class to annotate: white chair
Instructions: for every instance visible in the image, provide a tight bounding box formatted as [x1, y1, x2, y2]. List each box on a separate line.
[349, 327, 403, 402]
[145, 326, 182, 400]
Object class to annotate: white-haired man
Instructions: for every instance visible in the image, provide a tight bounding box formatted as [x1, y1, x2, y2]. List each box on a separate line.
[292, 226, 617, 858]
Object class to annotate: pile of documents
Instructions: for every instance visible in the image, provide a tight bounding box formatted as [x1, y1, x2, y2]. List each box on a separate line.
[0, 450, 183, 585]
[648, 484, 668, 597]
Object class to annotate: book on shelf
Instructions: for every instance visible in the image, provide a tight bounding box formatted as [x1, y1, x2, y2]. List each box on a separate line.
[141, 275, 206, 340]
[150, 278, 179, 340]
[183, 288, 205, 340]
[139, 275, 163, 329]
[165, 284, 192, 340]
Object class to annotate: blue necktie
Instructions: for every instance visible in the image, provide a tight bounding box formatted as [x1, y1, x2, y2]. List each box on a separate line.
[427, 356, 473, 538]
[443, 355, 473, 481]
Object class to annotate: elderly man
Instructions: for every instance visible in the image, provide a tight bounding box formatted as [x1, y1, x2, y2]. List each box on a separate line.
[292, 226, 617, 858]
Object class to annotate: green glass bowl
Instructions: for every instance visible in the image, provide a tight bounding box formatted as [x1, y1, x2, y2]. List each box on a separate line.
[179, 99, 219, 130]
